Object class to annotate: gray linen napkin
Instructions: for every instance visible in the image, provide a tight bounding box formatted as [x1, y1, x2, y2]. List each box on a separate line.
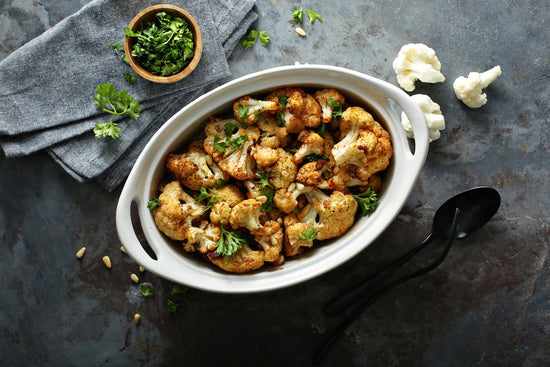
[0, 0, 256, 191]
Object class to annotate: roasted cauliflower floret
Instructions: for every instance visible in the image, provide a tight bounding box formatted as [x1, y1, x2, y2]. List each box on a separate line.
[293, 130, 324, 164]
[331, 107, 392, 181]
[266, 88, 322, 132]
[153, 181, 206, 241]
[207, 243, 265, 273]
[165, 140, 230, 191]
[183, 220, 221, 253]
[229, 197, 282, 236]
[253, 145, 279, 169]
[256, 116, 291, 148]
[209, 184, 246, 227]
[233, 95, 278, 125]
[313, 88, 346, 123]
[297, 189, 358, 241]
[273, 182, 313, 214]
[268, 148, 298, 190]
[255, 227, 284, 263]
[283, 215, 313, 257]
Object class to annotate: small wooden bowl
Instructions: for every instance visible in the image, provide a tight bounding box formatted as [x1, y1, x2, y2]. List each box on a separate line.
[124, 4, 203, 84]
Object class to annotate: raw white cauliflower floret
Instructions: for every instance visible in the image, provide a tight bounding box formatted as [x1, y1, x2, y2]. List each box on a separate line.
[401, 94, 446, 142]
[392, 43, 445, 92]
[453, 65, 502, 108]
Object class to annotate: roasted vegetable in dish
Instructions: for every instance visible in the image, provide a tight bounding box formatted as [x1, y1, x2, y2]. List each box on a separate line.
[151, 87, 393, 273]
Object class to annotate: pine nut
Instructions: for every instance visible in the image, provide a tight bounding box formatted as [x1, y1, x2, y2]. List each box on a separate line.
[134, 314, 141, 324]
[130, 273, 139, 283]
[76, 247, 86, 259]
[120, 246, 126, 254]
[139, 266, 145, 273]
[296, 27, 306, 36]
[102, 256, 112, 269]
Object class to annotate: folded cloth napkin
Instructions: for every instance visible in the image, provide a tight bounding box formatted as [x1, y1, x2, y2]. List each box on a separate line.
[0, 0, 257, 191]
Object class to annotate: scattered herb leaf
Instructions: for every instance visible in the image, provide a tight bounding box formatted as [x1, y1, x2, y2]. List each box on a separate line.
[241, 30, 258, 48]
[147, 197, 160, 212]
[167, 299, 180, 314]
[171, 284, 189, 296]
[279, 94, 288, 109]
[195, 187, 219, 211]
[327, 98, 343, 118]
[237, 104, 249, 120]
[276, 112, 285, 127]
[292, 7, 303, 23]
[298, 227, 317, 242]
[224, 121, 237, 136]
[140, 284, 153, 298]
[317, 123, 330, 135]
[306, 9, 323, 23]
[93, 83, 141, 139]
[305, 154, 329, 162]
[353, 187, 378, 216]
[259, 30, 270, 46]
[124, 73, 137, 84]
[216, 227, 247, 256]
[213, 135, 227, 153]
[322, 170, 331, 180]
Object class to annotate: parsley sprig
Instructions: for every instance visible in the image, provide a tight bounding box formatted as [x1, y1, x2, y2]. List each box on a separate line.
[298, 227, 317, 242]
[255, 172, 275, 213]
[195, 187, 219, 211]
[93, 83, 141, 139]
[353, 187, 378, 216]
[241, 29, 270, 48]
[216, 227, 247, 256]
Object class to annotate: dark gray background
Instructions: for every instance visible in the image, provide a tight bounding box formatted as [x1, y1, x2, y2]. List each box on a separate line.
[1, 1, 548, 366]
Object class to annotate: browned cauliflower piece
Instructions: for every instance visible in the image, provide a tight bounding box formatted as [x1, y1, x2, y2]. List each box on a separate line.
[255, 227, 284, 263]
[256, 116, 291, 148]
[283, 214, 314, 257]
[331, 107, 392, 182]
[273, 182, 313, 214]
[268, 148, 298, 190]
[293, 130, 324, 164]
[296, 188, 358, 241]
[313, 88, 346, 123]
[253, 145, 279, 169]
[209, 184, 246, 227]
[233, 95, 278, 125]
[229, 197, 282, 236]
[165, 140, 230, 191]
[207, 244, 265, 273]
[154, 181, 220, 253]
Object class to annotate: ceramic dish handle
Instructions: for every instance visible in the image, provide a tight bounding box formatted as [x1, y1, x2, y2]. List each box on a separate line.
[373, 79, 429, 171]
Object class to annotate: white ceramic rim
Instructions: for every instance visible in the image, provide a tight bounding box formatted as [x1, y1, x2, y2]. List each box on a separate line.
[116, 64, 429, 294]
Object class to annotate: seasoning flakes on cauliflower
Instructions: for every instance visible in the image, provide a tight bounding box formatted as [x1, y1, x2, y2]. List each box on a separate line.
[151, 86, 393, 273]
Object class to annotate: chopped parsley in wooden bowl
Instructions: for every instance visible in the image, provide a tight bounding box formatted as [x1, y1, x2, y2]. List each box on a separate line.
[124, 4, 203, 83]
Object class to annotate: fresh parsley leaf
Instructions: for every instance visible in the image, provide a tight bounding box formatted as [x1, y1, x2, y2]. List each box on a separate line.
[171, 284, 189, 296]
[108, 39, 129, 65]
[255, 172, 275, 213]
[327, 98, 343, 118]
[279, 94, 288, 109]
[322, 170, 331, 180]
[93, 83, 141, 139]
[140, 284, 153, 298]
[298, 227, 317, 242]
[124, 12, 195, 76]
[241, 30, 258, 48]
[195, 187, 219, 211]
[167, 299, 180, 315]
[306, 9, 323, 23]
[255, 172, 273, 192]
[213, 135, 227, 152]
[317, 123, 330, 135]
[93, 121, 121, 139]
[292, 7, 303, 23]
[147, 197, 160, 212]
[259, 30, 270, 46]
[229, 134, 249, 149]
[124, 73, 137, 84]
[305, 154, 329, 162]
[276, 112, 285, 127]
[213, 178, 227, 189]
[237, 104, 249, 120]
[216, 227, 247, 256]
[224, 121, 237, 136]
[353, 187, 378, 216]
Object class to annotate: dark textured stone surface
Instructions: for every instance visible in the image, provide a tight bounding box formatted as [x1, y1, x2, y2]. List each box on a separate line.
[1, 1, 548, 366]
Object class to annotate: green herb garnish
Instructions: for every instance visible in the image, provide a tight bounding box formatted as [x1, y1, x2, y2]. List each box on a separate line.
[276, 112, 285, 127]
[306, 9, 323, 23]
[228, 134, 249, 149]
[298, 227, 317, 242]
[237, 104, 249, 120]
[124, 12, 195, 76]
[259, 30, 270, 46]
[216, 227, 247, 256]
[224, 121, 237, 136]
[167, 299, 180, 315]
[292, 7, 303, 23]
[305, 154, 329, 162]
[317, 123, 330, 135]
[108, 39, 129, 65]
[279, 94, 288, 109]
[140, 284, 153, 298]
[93, 83, 141, 139]
[147, 197, 160, 212]
[353, 187, 378, 216]
[171, 284, 189, 296]
[195, 187, 219, 211]
[241, 30, 258, 48]
[255, 172, 275, 213]
[213, 136, 227, 153]
[327, 98, 343, 118]
[322, 170, 331, 180]
[123, 73, 137, 84]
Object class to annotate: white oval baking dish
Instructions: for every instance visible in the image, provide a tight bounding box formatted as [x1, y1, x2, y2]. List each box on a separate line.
[116, 65, 429, 293]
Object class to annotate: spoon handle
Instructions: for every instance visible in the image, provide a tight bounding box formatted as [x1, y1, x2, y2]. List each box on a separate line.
[323, 232, 435, 317]
[313, 208, 460, 366]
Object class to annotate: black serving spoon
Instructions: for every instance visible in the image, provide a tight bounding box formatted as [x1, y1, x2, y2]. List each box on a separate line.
[324, 186, 502, 317]
[313, 187, 501, 365]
